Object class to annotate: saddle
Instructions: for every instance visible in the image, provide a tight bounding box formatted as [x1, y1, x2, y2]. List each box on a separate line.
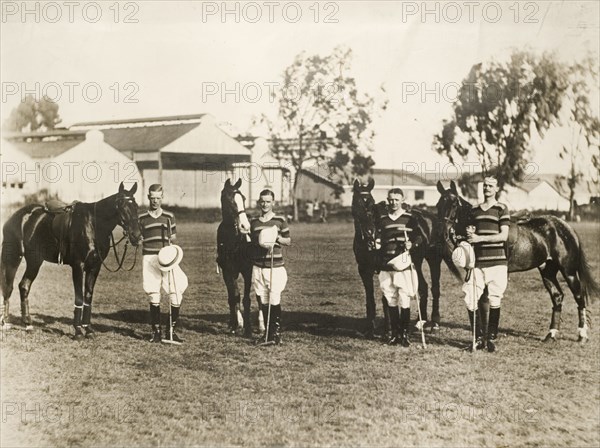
[46, 200, 78, 264]
[507, 210, 531, 252]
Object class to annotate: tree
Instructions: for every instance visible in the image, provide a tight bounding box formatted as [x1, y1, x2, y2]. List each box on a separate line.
[3, 95, 62, 132]
[257, 46, 387, 221]
[433, 50, 572, 192]
[556, 54, 600, 220]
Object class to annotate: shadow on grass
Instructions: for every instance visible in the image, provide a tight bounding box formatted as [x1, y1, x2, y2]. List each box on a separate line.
[30, 313, 143, 340]
[22, 308, 552, 345]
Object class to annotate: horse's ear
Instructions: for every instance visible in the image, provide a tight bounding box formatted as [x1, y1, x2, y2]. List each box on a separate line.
[129, 183, 138, 195]
[225, 178, 232, 188]
[353, 179, 360, 191]
[367, 178, 375, 191]
[233, 178, 242, 189]
[450, 180, 459, 195]
[119, 182, 125, 194]
[437, 181, 446, 195]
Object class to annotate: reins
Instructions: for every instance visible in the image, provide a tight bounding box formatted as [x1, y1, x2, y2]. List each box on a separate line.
[93, 200, 139, 272]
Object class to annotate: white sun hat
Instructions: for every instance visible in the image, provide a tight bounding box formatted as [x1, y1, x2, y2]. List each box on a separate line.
[258, 225, 278, 250]
[157, 245, 184, 272]
[452, 241, 475, 269]
[387, 250, 412, 271]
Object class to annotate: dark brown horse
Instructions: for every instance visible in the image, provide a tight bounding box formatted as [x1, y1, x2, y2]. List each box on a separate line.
[352, 180, 461, 338]
[436, 180, 599, 342]
[1, 182, 142, 339]
[216, 178, 258, 337]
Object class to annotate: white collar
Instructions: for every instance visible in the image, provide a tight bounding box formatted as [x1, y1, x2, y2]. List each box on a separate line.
[479, 200, 498, 211]
[259, 212, 274, 222]
[148, 208, 163, 219]
[388, 209, 405, 220]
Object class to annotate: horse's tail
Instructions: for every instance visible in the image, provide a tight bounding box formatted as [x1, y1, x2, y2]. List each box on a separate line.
[1, 207, 30, 299]
[578, 243, 600, 307]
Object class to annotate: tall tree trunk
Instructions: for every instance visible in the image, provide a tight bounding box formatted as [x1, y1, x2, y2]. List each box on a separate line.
[292, 170, 300, 222]
[569, 190, 576, 221]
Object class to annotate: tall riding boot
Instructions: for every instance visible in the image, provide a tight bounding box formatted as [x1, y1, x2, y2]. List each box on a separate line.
[149, 304, 162, 343]
[242, 295, 252, 337]
[256, 303, 270, 344]
[400, 307, 411, 347]
[478, 298, 490, 344]
[271, 305, 282, 345]
[487, 307, 501, 352]
[165, 305, 183, 344]
[466, 310, 485, 351]
[387, 306, 400, 345]
[382, 296, 391, 342]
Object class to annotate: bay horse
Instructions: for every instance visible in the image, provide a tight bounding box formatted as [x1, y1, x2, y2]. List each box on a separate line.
[352, 179, 461, 338]
[436, 180, 599, 343]
[216, 178, 259, 337]
[0, 182, 142, 339]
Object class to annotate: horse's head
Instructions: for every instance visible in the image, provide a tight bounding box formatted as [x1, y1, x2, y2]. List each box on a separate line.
[352, 178, 379, 251]
[436, 180, 473, 247]
[116, 182, 142, 246]
[221, 178, 251, 236]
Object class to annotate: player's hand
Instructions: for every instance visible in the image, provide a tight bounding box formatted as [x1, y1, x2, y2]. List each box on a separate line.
[405, 240, 413, 251]
[467, 234, 481, 244]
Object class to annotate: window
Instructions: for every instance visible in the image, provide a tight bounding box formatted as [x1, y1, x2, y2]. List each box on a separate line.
[415, 190, 424, 200]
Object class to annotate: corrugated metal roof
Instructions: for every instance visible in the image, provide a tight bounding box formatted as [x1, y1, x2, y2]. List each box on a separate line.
[101, 123, 200, 152]
[370, 169, 434, 187]
[71, 113, 207, 128]
[7, 138, 83, 159]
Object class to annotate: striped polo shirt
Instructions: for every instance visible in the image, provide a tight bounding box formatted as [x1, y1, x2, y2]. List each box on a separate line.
[250, 215, 290, 268]
[139, 209, 176, 255]
[472, 202, 510, 267]
[379, 210, 415, 271]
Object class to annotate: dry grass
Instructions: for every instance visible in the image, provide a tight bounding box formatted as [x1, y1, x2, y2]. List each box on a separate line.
[1, 221, 599, 447]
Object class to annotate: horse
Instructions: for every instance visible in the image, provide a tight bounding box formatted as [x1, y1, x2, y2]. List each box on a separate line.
[352, 179, 384, 338]
[436, 180, 599, 343]
[352, 179, 461, 338]
[216, 178, 260, 337]
[0, 182, 142, 339]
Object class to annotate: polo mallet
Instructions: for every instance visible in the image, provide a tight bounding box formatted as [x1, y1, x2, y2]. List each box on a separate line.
[260, 246, 276, 346]
[162, 218, 181, 345]
[471, 267, 477, 352]
[406, 231, 426, 349]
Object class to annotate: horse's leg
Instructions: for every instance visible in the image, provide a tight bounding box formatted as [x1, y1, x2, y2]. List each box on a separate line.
[71, 263, 85, 340]
[559, 264, 589, 343]
[358, 265, 376, 338]
[1, 244, 23, 328]
[241, 267, 253, 337]
[428, 256, 442, 331]
[539, 262, 564, 342]
[413, 256, 428, 326]
[222, 269, 240, 334]
[17, 255, 43, 331]
[82, 264, 101, 339]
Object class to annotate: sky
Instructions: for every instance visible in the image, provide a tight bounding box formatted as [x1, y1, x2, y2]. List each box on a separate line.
[1, 1, 599, 176]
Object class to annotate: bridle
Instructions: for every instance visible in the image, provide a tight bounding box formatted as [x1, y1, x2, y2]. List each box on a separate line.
[438, 193, 464, 248]
[354, 191, 378, 251]
[95, 193, 140, 272]
[227, 189, 249, 237]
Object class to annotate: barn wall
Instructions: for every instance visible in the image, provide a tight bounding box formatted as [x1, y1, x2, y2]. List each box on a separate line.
[295, 173, 339, 203]
[141, 168, 254, 208]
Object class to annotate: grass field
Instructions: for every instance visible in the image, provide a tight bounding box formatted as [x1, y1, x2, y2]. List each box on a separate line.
[1, 221, 599, 447]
